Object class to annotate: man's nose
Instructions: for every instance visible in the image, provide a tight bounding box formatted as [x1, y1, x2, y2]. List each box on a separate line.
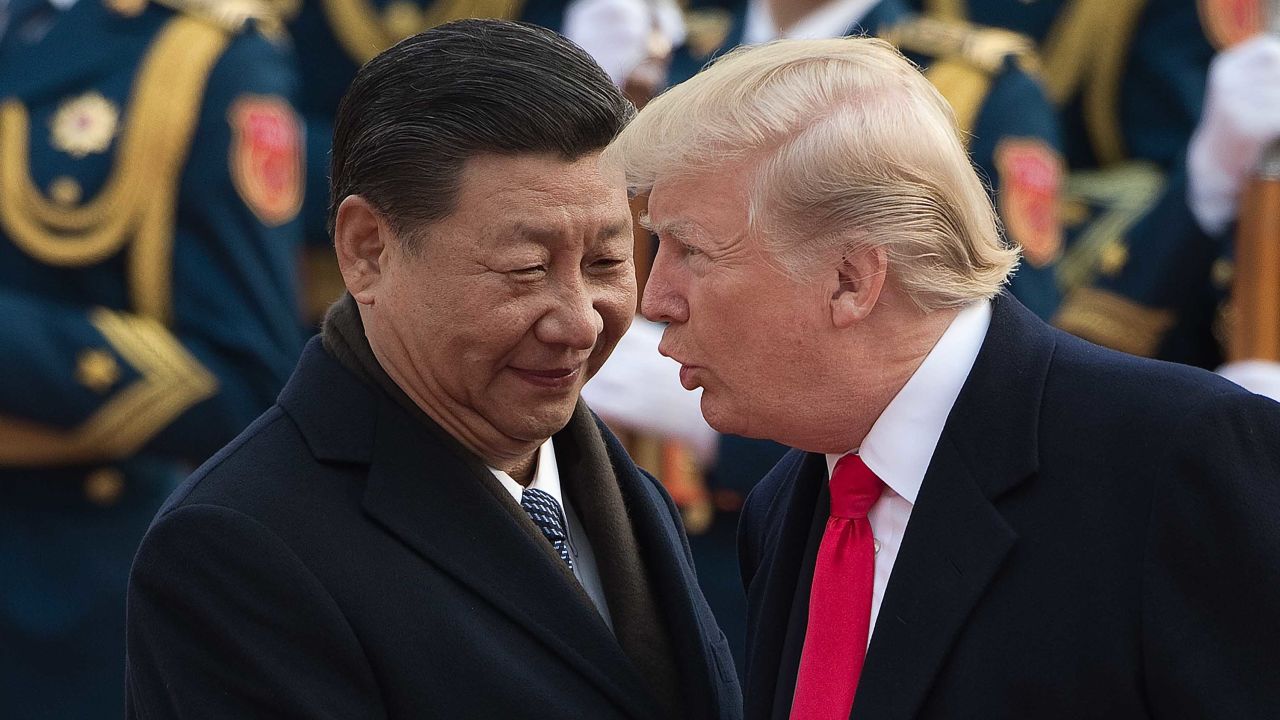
[641, 248, 688, 324]
[537, 281, 603, 351]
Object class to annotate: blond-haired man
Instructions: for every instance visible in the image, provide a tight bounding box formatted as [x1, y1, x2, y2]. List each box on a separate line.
[605, 37, 1280, 720]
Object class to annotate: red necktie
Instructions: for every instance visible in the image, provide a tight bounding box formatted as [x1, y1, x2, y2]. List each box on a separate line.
[790, 453, 885, 720]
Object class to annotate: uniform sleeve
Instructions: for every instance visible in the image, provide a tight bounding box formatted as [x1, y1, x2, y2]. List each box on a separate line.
[1051, 1, 1223, 366]
[0, 28, 304, 467]
[1054, 168, 1226, 368]
[968, 62, 1066, 320]
[126, 503, 383, 719]
[1142, 390, 1280, 717]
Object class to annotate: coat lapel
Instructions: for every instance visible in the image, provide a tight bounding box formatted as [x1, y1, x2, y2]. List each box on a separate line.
[360, 401, 663, 720]
[596, 417, 729, 719]
[741, 450, 829, 720]
[853, 294, 1055, 719]
[281, 341, 661, 720]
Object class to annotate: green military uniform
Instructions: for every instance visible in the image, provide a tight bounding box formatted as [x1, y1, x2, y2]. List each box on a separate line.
[921, 0, 1229, 367]
[0, 0, 303, 715]
[667, 0, 1066, 676]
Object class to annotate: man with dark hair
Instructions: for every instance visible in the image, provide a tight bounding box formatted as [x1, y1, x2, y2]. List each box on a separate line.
[124, 19, 742, 720]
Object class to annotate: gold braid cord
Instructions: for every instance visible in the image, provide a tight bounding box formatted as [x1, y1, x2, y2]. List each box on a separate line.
[0, 17, 231, 465]
[1055, 162, 1165, 291]
[923, 58, 992, 145]
[880, 18, 1041, 144]
[0, 16, 230, 322]
[1054, 287, 1175, 357]
[321, 0, 525, 64]
[0, 309, 217, 466]
[919, 0, 1148, 166]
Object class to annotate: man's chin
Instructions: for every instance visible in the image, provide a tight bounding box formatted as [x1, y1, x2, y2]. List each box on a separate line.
[699, 394, 740, 437]
[496, 399, 580, 444]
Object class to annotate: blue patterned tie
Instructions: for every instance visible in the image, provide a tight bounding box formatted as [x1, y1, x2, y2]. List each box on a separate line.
[521, 488, 574, 571]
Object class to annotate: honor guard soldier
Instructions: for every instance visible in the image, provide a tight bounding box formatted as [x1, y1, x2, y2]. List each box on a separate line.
[284, 0, 685, 324]
[915, 0, 1249, 371]
[0, 0, 304, 715]
[1189, 2, 1280, 399]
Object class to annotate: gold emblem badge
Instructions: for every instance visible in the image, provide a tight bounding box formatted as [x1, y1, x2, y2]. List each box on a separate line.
[50, 92, 119, 158]
[995, 138, 1065, 268]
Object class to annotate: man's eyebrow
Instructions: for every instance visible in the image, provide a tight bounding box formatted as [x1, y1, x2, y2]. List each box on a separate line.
[508, 222, 561, 242]
[638, 213, 697, 240]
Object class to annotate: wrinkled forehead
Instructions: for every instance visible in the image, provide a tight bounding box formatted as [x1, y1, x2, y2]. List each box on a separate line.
[644, 165, 756, 242]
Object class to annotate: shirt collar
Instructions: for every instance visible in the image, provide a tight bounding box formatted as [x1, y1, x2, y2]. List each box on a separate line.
[490, 438, 564, 507]
[744, 0, 880, 44]
[825, 300, 992, 504]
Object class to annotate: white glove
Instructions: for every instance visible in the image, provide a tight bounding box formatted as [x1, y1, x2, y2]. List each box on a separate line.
[582, 317, 717, 463]
[1187, 34, 1280, 237]
[1217, 359, 1280, 402]
[562, 0, 686, 87]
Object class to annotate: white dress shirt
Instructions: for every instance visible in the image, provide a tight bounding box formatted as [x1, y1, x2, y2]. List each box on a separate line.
[742, 0, 879, 44]
[490, 439, 614, 631]
[824, 300, 992, 645]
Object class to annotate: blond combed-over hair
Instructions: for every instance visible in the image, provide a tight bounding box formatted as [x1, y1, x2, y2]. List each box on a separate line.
[604, 37, 1018, 311]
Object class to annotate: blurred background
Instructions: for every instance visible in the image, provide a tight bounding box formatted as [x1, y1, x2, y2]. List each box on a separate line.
[2, 0, 1278, 715]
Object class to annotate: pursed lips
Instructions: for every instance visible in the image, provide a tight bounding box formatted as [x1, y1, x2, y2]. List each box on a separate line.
[658, 340, 703, 391]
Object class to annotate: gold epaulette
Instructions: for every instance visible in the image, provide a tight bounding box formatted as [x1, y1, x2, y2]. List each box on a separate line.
[880, 17, 1038, 76]
[147, 0, 285, 35]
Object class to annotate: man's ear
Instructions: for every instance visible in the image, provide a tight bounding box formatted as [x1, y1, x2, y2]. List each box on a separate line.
[830, 244, 887, 329]
[333, 195, 391, 306]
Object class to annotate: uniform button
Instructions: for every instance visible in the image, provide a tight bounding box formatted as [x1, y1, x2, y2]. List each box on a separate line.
[1211, 258, 1234, 290]
[49, 176, 82, 205]
[76, 349, 120, 393]
[85, 469, 125, 506]
[1099, 242, 1128, 277]
[874, 538, 882, 555]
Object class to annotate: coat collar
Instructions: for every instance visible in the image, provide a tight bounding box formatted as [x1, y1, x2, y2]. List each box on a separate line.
[278, 338, 693, 720]
[594, 416, 739, 719]
[752, 293, 1055, 719]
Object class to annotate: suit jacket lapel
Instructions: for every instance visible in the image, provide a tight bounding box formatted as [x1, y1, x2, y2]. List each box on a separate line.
[741, 450, 829, 720]
[854, 294, 1055, 719]
[852, 436, 1019, 719]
